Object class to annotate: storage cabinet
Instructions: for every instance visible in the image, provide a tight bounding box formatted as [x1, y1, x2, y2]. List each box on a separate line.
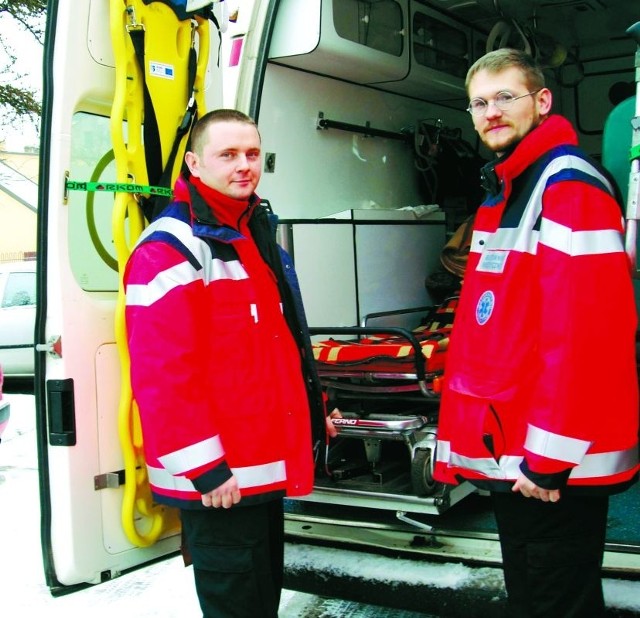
[269, 0, 409, 85]
[269, 0, 479, 103]
[333, 0, 405, 57]
[373, 3, 471, 102]
[412, 9, 469, 78]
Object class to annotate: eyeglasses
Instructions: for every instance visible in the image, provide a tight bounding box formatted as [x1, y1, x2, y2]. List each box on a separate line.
[466, 89, 542, 116]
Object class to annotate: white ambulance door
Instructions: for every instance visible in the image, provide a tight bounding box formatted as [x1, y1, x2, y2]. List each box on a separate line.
[36, 0, 229, 591]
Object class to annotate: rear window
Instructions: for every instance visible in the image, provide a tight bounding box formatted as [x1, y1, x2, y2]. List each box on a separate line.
[1, 271, 36, 308]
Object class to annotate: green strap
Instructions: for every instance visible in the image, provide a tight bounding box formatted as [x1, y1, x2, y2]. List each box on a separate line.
[65, 179, 173, 197]
[631, 144, 640, 161]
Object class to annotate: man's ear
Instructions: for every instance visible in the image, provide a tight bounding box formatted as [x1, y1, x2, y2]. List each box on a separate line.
[537, 87, 553, 116]
[184, 151, 199, 177]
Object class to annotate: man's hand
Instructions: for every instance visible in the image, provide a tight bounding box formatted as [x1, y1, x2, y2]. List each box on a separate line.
[201, 476, 241, 509]
[326, 408, 342, 438]
[512, 473, 560, 503]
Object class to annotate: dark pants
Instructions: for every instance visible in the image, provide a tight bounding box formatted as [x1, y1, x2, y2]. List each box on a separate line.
[492, 491, 609, 618]
[181, 499, 284, 618]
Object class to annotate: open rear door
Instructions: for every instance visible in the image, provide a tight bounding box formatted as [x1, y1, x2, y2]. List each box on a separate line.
[36, 0, 227, 592]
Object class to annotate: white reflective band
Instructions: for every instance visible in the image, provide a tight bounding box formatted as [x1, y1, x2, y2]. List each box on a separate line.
[483, 227, 539, 255]
[147, 465, 197, 492]
[564, 446, 638, 479]
[126, 261, 200, 306]
[470, 154, 613, 258]
[147, 459, 288, 492]
[525, 424, 591, 464]
[233, 460, 287, 488]
[436, 440, 521, 478]
[435, 439, 451, 462]
[138, 216, 248, 284]
[539, 219, 624, 256]
[438, 441, 638, 480]
[138, 216, 204, 257]
[471, 231, 491, 253]
[158, 435, 225, 475]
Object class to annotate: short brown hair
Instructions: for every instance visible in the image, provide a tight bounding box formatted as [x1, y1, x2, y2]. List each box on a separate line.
[465, 48, 545, 93]
[189, 109, 259, 155]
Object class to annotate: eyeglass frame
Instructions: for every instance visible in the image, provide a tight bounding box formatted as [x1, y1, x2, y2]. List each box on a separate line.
[466, 89, 543, 116]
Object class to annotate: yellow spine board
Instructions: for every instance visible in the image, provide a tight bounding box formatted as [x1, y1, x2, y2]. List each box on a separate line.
[110, 0, 210, 547]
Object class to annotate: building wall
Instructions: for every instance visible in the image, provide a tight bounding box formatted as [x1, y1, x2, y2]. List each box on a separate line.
[0, 147, 38, 263]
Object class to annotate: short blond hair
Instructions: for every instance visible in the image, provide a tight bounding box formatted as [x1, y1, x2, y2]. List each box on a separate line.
[466, 48, 545, 93]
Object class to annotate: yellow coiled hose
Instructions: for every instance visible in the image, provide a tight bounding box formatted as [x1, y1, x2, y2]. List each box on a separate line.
[110, 0, 209, 547]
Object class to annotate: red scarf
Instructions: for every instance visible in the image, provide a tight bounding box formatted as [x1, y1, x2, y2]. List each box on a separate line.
[188, 175, 252, 230]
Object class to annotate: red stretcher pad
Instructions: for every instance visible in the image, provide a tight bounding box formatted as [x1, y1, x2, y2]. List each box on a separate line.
[312, 297, 458, 375]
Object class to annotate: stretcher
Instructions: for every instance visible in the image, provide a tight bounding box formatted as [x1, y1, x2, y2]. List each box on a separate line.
[310, 297, 459, 505]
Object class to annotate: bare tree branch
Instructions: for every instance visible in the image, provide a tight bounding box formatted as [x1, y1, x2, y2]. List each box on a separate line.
[0, 0, 46, 43]
[0, 84, 40, 122]
[0, 0, 45, 129]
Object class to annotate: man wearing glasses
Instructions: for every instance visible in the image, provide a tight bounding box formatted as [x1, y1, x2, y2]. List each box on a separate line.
[434, 48, 639, 617]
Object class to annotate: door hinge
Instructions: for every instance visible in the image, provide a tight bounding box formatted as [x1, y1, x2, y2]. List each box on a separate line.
[94, 470, 125, 490]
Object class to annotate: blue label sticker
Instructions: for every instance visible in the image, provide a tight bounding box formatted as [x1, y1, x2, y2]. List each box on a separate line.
[149, 62, 175, 80]
[476, 290, 495, 325]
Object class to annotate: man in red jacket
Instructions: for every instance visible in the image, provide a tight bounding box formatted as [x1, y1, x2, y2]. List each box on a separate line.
[125, 109, 336, 617]
[434, 49, 639, 617]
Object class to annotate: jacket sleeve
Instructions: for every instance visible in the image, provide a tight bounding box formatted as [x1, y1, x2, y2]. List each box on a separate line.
[522, 175, 638, 480]
[124, 240, 232, 493]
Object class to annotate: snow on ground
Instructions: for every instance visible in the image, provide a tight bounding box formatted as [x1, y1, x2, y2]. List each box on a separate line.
[2, 393, 639, 617]
[0, 393, 432, 617]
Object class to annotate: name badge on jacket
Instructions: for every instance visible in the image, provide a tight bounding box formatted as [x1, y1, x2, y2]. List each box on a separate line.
[477, 250, 508, 273]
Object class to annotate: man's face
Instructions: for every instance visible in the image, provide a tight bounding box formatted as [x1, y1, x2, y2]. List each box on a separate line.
[468, 66, 551, 155]
[186, 121, 262, 200]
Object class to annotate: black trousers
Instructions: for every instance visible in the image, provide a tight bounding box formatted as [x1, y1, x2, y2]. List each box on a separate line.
[180, 499, 284, 618]
[492, 491, 609, 618]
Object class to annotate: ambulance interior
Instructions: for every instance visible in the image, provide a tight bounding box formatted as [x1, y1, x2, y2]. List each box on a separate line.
[241, 0, 640, 551]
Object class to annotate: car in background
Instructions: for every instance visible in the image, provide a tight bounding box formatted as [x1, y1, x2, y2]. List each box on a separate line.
[0, 261, 36, 378]
[0, 364, 9, 443]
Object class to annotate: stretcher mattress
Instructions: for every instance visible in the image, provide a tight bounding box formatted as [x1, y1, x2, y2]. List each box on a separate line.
[312, 297, 458, 375]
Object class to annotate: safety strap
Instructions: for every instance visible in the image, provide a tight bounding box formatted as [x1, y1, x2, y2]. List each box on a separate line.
[126, 5, 221, 222]
[127, 26, 163, 202]
[126, 26, 194, 221]
[148, 40, 200, 219]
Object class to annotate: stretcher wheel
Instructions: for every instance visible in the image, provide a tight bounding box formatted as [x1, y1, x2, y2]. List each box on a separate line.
[411, 448, 437, 497]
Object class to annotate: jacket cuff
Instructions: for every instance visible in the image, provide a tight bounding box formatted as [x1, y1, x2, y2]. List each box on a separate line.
[520, 458, 571, 490]
[191, 461, 233, 494]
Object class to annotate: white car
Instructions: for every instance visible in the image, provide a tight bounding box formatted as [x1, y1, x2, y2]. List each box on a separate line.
[0, 364, 9, 442]
[0, 261, 36, 377]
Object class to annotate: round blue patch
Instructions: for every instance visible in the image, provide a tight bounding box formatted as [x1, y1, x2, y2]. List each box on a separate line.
[476, 290, 495, 325]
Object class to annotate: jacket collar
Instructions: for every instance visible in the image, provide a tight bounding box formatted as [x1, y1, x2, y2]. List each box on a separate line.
[480, 115, 578, 198]
[173, 174, 261, 230]
[494, 115, 578, 185]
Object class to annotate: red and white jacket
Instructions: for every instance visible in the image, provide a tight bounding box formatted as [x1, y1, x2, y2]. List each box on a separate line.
[435, 115, 639, 493]
[124, 176, 325, 509]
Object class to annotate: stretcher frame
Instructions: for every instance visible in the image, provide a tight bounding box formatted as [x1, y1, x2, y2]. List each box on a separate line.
[308, 299, 471, 514]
